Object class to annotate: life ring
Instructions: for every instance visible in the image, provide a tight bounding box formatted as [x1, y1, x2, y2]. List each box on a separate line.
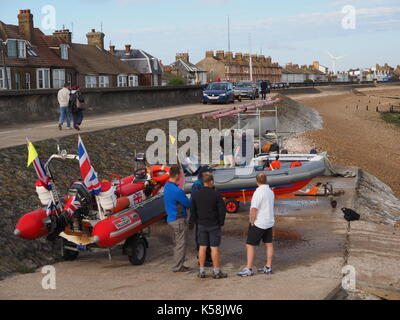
[149, 165, 170, 184]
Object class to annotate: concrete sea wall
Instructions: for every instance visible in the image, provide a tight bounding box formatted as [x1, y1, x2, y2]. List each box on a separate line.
[0, 85, 203, 126]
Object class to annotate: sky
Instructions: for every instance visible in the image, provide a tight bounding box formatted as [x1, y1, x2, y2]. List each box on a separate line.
[1, 0, 400, 71]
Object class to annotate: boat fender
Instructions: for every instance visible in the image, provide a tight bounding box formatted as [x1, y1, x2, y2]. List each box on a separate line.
[99, 181, 117, 210]
[35, 180, 52, 205]
[111, 197, 130, 214]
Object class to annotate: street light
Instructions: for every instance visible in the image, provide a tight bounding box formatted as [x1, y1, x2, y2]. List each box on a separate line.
[0, 39, 9, 90]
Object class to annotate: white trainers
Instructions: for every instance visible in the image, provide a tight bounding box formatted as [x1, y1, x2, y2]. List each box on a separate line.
[237, 268, 254, 277]
[257, 266, 273, 274]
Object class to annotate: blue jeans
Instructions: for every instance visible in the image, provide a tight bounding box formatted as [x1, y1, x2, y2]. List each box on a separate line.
[59, 106, 72, 127]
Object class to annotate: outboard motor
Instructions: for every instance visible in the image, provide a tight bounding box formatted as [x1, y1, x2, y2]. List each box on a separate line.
[66, 181, 93, 218]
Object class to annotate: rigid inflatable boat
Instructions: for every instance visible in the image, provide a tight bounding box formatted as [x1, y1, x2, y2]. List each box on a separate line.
[183, 154, 326, 211]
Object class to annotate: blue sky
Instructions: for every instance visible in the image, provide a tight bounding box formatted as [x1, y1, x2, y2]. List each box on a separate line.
[1, 0, 400, 70]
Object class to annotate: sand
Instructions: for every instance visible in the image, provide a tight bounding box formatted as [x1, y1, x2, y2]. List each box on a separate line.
[296, 87, 400, 198]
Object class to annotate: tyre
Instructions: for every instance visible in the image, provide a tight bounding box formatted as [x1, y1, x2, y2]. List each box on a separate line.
[281, 149, 288, 154]
[225, 199, 239, 214]
[62, 242, 79, 261]
[127, 237, 147, 265]
[310, 149, 318, 154]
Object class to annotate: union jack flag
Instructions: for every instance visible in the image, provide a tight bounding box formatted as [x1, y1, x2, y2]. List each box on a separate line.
[64, 195, 81, 216]
[78, 136, 101, 195]
[46, 200, 57, 216]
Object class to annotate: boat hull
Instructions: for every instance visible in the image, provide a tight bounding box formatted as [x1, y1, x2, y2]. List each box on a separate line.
[184, 159, 325, 196]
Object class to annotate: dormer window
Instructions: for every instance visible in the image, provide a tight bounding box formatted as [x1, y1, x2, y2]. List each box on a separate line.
[7, 40, 26, 58]
[7, 40, 17, 57]
[60, 44, 68, 60]
[18, 40, 26, 58]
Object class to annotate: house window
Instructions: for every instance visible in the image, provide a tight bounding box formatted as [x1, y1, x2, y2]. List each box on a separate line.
[7, 40, 17, 57]
[53, 69, 65, 89]
[25, 73, 31, 89]
[36, 68, 50, 89]
[0, 68, 12, 89]
[128, 74, 138, 87]
[85, 75, 97, 88]
[18, 40, 26, 58]
[60, 44, 68, 60]
[117, 74, 127, 87]
[15, 72, 20, 89]
[99, 75, 109, 88]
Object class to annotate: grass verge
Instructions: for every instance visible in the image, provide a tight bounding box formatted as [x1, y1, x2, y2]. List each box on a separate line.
[381, 112, 400, 127]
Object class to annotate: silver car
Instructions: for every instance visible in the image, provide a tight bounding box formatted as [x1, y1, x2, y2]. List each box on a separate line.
[234, 81, 257, 100]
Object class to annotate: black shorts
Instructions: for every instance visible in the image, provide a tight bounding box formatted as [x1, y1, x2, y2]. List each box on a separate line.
[197, 225, 222, 247]
[246, 224, 273, 245]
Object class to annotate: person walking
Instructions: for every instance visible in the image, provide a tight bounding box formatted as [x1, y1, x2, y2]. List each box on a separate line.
[163, 165, 192, 273]
[190, 169, 213, 267]
[190, 174, 227, 279]
[57, 83, 72, 130]
[260, 81, 268, 100]
[237, 172, 275, 277]
[69, 86, 85, 131]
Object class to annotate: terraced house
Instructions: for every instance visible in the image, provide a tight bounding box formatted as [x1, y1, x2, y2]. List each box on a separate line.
[110, 44, 162, 86]
[0, 10, 76, 90]
[196, 50, 282, 83]
[0, 9, 139, 90]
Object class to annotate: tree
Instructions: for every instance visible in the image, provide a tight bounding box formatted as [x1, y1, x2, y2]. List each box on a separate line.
[167, 76, 185, 86]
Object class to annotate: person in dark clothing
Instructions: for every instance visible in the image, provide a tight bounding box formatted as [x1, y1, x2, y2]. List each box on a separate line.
[69, 86, 85, 131]
[190, 174, 227, 279]
[190, 170, 213, 267]
[260, 81, 268, 100]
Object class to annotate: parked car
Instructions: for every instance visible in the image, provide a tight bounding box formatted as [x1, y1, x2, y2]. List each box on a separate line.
[202, 82, 236, 104]
[234, 81, 257, 100]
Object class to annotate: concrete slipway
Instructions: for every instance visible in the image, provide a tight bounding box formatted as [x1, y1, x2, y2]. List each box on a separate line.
[1, 168, 399, 300]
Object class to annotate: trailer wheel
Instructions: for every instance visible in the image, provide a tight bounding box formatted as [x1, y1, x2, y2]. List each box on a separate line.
[127, 237, 147, 265]
[225, 199, 239, 214]
[62, 242, 79, 261]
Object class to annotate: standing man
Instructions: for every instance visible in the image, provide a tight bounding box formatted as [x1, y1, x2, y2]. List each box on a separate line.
[164, 165, 191, 273]
[260, 81, 268, 100]
[237, 173, 275, 277]
[190, 169, 213, 267]
[190, 174, 227, 279]
[57, 83, 72, 130]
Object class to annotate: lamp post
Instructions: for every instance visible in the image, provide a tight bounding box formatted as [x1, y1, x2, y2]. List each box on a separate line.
[0, 39, 10, 90]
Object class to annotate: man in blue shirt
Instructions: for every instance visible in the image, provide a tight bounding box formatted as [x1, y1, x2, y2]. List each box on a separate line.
[164, 165, 191, 272]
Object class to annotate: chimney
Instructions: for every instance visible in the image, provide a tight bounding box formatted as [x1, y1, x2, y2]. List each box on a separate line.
[216, 50, 225, 60]
[18, 9, 34, 42]
[86, 29, 105, 49]
[53, 29, 72, 43]
[225, 51, 233, 60]
[176, 53, 189, 63]
[206, 50, 214, 58]
[125, 44, 131, 54]
[109, 45, 115, 55]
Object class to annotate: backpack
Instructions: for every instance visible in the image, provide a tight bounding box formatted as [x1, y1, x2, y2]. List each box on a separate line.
[341, 208, 360, 222]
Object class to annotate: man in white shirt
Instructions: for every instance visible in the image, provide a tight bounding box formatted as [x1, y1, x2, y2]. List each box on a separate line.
[57, 83, 72, 130]
[237, 172, 275, 277]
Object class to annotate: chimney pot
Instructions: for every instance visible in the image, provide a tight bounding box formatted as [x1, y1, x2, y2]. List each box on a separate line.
[18, 8, 34, 42]
[125, 44, 131, 54]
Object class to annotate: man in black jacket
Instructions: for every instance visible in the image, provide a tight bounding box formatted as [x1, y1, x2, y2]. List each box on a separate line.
[190, 174, 227, 279]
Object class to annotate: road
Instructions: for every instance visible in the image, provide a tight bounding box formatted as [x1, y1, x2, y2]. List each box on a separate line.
[0, 102, 234, 149]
